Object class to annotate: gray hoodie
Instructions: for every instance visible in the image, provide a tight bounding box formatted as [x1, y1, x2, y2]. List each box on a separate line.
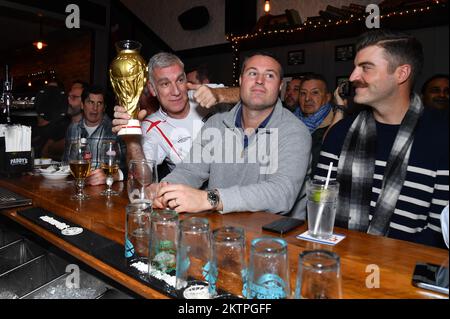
[163, 99, 311, 216]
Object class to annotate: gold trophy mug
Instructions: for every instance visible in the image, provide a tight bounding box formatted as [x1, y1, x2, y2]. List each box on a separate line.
[109, 40, 147, 135]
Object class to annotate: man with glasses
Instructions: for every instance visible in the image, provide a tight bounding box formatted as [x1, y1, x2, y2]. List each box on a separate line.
[63, 85, 126, 185]
[67, 80, 88, 124]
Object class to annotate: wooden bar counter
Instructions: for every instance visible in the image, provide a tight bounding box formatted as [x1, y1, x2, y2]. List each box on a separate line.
[0, 174, 448, 299]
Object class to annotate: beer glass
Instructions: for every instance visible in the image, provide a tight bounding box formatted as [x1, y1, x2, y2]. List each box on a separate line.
[247, 237, 290, 299]
[175, 217, 213, 299]
[100, 141, 120, 196]
[211, 226, 247, 299]
[295, 250, 342, 299]
[68, 139, 92, 200]
[127, 159, 158, 204]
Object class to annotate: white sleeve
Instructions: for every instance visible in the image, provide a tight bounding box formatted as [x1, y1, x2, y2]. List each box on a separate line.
[141, 131, 167, 165]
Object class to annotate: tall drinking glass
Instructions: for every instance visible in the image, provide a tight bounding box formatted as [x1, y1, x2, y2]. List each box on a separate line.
[247, 237, 290, 299]
[175, 217, 213, 299]
[148, 209, 178, 275]
[100, 141, 120, 196]
[295, 250, 342, 299]
[211, 226, 247, 299]
[125, 202, 152, 265]
[127, 159, 158, 204]
[68, 139, 91, 200]
[307, 179, 339, 239]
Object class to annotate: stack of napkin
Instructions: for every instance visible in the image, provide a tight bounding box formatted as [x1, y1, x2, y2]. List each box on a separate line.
[0, 124, 31, 152]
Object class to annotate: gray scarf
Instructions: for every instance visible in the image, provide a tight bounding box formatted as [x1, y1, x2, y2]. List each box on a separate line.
[335, 94, 424, 235]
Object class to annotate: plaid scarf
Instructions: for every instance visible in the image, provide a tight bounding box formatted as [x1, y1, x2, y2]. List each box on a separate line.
[298, 103, 333, 133]
[335, 94, 424, 235]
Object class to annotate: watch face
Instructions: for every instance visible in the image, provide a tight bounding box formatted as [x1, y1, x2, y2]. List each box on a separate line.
[208, 190, 218, 207]
[208, 191, 217, 201]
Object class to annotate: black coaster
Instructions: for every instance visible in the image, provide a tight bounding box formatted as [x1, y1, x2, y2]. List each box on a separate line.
[17, 207, 178, 298]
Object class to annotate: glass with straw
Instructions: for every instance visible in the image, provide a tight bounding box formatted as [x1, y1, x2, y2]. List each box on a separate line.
[306, 162, 339, 239]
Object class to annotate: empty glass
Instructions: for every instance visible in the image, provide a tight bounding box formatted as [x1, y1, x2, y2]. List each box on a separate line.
[127, 159, 158, 204]
[148, 209, 178, 275]
[295, 250, 342, 299]
[175, 217, 213, 299]
[247, 237, 290, 299]
[210, 226, 247, 299]
[125, 202, 152, 265]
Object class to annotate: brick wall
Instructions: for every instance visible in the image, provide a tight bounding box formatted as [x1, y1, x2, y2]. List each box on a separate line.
[9, 32, 92, 93]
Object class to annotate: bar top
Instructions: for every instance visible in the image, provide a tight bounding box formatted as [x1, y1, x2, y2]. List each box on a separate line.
[0, 175, 448, 299]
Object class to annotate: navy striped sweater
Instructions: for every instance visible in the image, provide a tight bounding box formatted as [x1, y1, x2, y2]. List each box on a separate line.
[314, 108, 449, 248]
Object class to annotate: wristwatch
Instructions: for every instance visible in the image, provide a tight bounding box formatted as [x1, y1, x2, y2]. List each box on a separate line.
[207, 189, 220, 209]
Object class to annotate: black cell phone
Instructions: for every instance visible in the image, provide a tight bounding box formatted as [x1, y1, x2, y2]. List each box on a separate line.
[412, 262, 449, 295]
[338, 80, 354, 99]
[262, 217, 305, 235]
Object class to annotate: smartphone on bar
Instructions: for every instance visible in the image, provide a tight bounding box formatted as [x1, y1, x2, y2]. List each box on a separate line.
[262, 217, 305, 235]
[411, 262, 449, 295]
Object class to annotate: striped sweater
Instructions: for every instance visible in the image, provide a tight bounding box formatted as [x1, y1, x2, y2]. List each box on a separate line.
[314, 108, 449, 248]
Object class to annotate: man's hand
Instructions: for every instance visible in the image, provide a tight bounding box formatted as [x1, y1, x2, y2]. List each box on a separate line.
[333, 87, 348, 108]
[155, 183, 212, 213]
[86, 168, 106, 186]
[187, 83, 240, 109]
[150, 182, 168, 209]
[187, 83, 219, 108]
[112, 106, 147, 134]
[112, 105, 147, 161]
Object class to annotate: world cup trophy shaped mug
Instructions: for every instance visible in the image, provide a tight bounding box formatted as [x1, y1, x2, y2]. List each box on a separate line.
[109, 40, 147, 135]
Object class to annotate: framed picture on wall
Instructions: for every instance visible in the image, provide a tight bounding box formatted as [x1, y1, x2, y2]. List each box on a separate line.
[288, 50, 305, 65]
[280, 76, 293, 101]
[335, 44, 355, 62]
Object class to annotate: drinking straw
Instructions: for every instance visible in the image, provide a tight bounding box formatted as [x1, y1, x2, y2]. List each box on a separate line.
[324, 161, 333, 189]
[312, 162, 333, 235]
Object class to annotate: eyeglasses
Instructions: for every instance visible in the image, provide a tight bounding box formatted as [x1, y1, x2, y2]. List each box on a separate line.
[68, 95, 81, 100]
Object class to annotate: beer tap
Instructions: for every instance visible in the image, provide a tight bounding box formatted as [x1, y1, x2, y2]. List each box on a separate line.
[1, 65, 13, 123]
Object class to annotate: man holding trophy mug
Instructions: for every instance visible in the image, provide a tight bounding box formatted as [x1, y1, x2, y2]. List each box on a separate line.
[111, 43, 229, 205]
[112, 49, 227, 170]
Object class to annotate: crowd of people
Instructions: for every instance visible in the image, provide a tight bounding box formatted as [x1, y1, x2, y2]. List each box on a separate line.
[33, 28, 449, 249]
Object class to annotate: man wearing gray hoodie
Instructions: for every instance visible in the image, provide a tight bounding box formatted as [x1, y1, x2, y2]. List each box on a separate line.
[154, 52, 311, 216]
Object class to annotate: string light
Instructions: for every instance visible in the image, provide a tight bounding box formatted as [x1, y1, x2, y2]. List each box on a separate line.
[227, 1, 444, 83]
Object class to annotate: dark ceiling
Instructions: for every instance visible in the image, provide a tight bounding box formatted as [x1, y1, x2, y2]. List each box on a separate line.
[0, 4, 89, 55]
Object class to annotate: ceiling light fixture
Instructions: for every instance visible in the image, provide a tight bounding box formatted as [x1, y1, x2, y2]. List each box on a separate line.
[33, 18, 48, 50]
[264, 0, 271, 14]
